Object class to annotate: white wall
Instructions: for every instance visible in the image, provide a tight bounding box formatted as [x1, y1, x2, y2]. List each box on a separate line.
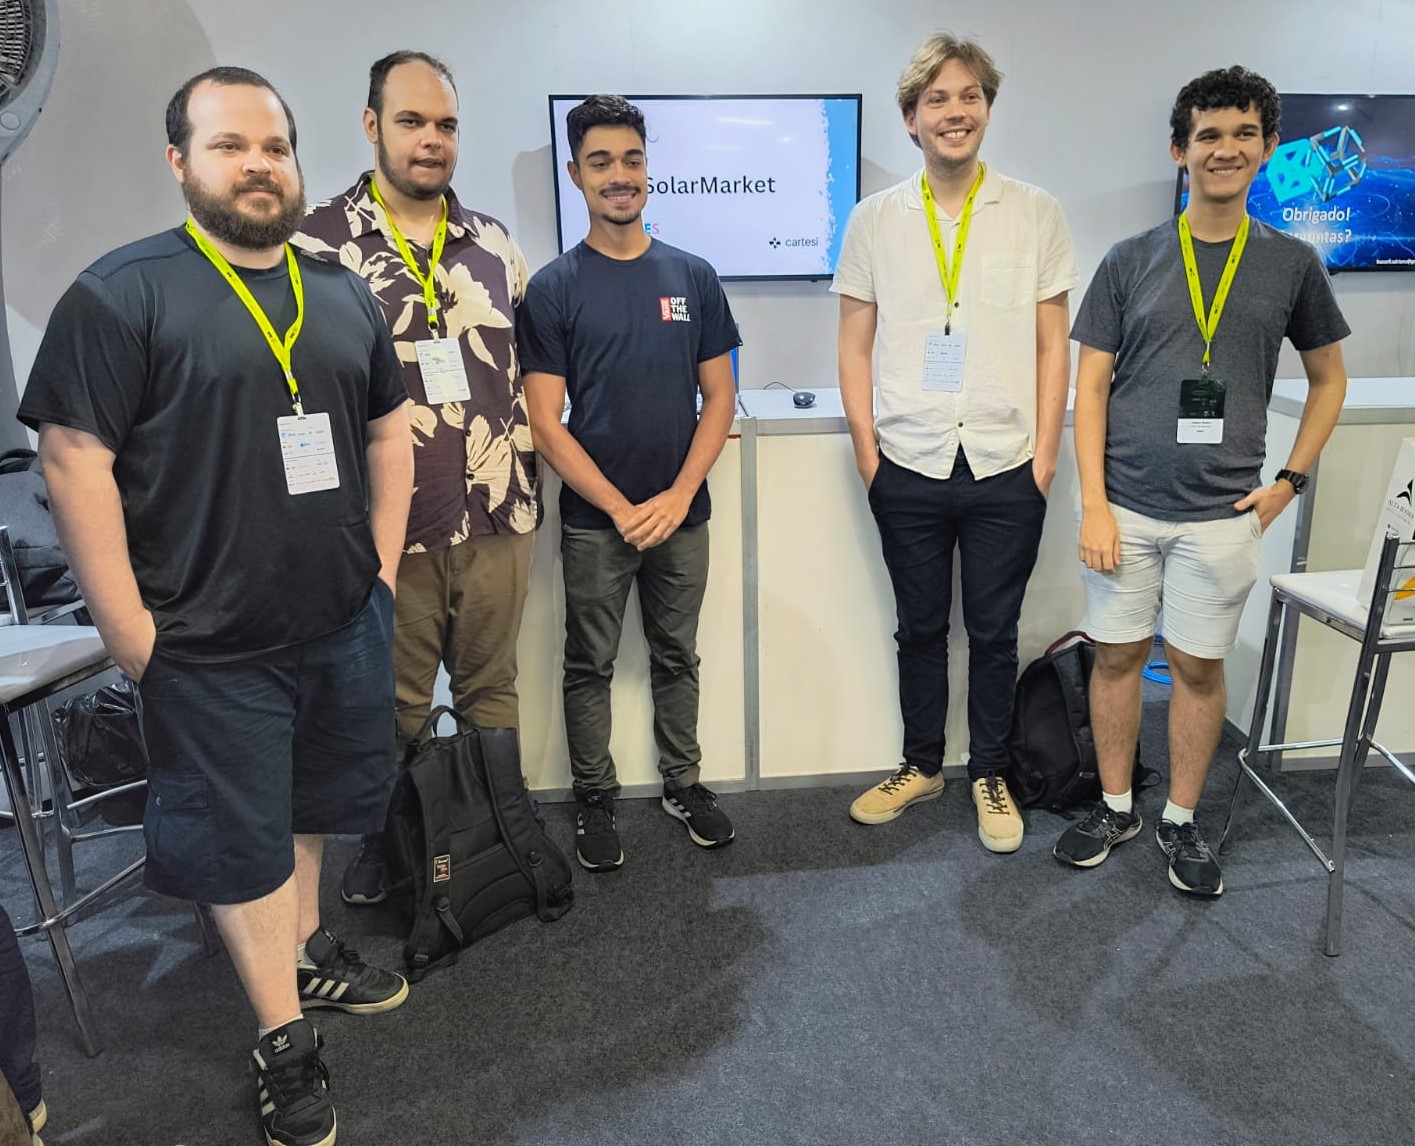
[7, 0, 1415, 396]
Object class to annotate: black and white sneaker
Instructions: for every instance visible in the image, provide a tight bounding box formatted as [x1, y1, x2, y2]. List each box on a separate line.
[340, 832, 387, 905]
[1053, 803, 1142, 868]
[297, 927, 409, 1014]
[575, 790, 624, 872]
[253, 1018, 335, 1146]
[662, 783, 735, 848]
[1156, 819, 1224, 896]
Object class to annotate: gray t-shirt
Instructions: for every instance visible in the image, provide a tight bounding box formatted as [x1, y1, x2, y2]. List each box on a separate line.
[1071, 218, 1349, 522]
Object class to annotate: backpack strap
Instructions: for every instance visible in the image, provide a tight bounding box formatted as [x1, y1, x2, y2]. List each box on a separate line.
[477, 727, 571, 921]
[1045, 630, 1091, 658]
[402, 718, 466, 979]
[1048, 639, 1100, 809]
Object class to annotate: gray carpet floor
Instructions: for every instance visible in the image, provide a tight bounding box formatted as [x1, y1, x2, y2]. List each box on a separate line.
[4, 701, 1415, 1146]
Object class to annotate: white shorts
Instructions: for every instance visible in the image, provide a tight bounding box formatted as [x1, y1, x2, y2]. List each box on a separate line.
[1080, 502, 1263, 660]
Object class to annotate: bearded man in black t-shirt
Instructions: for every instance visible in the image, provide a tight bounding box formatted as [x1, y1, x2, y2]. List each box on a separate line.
[19, 68, 413, 1146]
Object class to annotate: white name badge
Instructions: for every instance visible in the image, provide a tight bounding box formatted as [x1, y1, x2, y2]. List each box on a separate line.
[923, 330, 966, 392]
[277, 412, 341, 495]
[415, 338, 472, 405]
[1177, 418, 1224, 444]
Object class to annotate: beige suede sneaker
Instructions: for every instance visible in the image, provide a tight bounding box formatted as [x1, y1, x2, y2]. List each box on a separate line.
[972, 774, 1024, 853]
[849, 764, 944, 824]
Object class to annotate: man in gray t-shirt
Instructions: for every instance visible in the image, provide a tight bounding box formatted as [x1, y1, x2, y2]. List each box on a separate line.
[1053, 67, 1349, 896]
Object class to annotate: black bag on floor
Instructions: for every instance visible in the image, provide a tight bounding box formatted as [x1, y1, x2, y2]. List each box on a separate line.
[383, 708, 574, 981]
[1007, 631, 1153, 814]
[52, 678, 148, 826]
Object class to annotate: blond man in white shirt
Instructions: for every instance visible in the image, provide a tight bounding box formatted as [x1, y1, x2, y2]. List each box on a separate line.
[833, 34, 1077, 851]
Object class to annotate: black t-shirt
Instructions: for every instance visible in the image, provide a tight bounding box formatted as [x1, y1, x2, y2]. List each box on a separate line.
[516, 240, 740, 530]
[18, 227, 407, 660]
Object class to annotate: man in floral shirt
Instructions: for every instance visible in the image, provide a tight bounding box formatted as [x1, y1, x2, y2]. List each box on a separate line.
[296, 50, 536, 903]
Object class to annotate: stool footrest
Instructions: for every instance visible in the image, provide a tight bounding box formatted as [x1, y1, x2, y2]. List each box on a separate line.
[13, 857, 144, 937]
[1235, 749, 1335, 872]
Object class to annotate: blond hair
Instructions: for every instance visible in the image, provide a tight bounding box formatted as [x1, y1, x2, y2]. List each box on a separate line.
[896, 34, 1003, 116]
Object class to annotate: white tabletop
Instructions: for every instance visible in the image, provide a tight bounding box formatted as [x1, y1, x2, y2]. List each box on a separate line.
[0, 625, 111, 705]
[1271, 376, 1415, 422]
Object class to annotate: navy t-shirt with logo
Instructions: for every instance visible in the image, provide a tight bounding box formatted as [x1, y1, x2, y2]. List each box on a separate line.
[517, 239, 740, 530]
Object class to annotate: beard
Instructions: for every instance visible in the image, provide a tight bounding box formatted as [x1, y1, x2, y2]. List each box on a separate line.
[376, 135, 453, 202]
[183, 167, 307, 250]
[920, 138, 980, 181]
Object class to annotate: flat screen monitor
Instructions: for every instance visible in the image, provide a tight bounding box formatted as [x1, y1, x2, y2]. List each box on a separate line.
[1174, 93, 1415, 272]
[548, 94, 862, 281]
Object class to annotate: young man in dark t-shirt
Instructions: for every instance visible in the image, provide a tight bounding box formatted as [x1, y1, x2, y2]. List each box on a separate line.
[519, 94, 741, 872]
[1053, 67, 1349, 896]
[19, 69, 412, 1146]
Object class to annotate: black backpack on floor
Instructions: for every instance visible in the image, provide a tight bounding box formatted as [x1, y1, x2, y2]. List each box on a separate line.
[1007, 631, 1154, 814]
[383, 708, 574, 981]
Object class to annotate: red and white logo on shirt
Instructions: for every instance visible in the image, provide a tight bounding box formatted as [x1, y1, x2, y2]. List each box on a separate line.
[659, 296, 691, 322]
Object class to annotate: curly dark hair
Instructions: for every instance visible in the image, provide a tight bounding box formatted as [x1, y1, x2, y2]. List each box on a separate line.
[1169, 66, 1281, 149]
[566, 94, 646, 163]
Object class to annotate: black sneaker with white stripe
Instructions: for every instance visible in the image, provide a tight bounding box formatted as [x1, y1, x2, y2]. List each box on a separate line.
[1156, 818, 1225, 896]
[575, 790, 624, 871]
[252, 1018, 334, 1146]
[1053, 803, 1142, 868]
[662, 782, 735, 848]
[297, 927, 409, 1014]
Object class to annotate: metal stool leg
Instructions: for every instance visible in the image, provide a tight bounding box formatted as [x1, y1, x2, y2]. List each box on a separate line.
[1, 715, 101, 1055]
[33, 699, 79, 903]
[1344, 654, 1390, 813]
[1323, 640, 1384, 957]
[1222, 592, 1286, 852]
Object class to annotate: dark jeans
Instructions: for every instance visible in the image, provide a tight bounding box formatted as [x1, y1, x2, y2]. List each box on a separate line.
[869, 450, 1047, 779]
[0, 903, 40, 1118]
[560, 523, 709, 797]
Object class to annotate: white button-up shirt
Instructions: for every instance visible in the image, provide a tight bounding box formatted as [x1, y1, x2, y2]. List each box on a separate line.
[831, 167, 1078, 480]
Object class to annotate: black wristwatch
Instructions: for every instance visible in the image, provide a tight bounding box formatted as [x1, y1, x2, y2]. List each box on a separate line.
[1276, 468, 1310, 494]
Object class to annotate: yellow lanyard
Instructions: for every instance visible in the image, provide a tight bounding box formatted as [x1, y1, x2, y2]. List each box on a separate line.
[920, 164, 986, 335]
[368, 177, 448, 337]
[1177, 212, 1249, 376]
[186, 220, 306, 415]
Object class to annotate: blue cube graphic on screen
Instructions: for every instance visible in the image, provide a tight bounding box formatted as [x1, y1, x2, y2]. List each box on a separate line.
[1176, 94, 1415, 271]
[1266, 125, 1368, 204]
[549, 95, 863, 280]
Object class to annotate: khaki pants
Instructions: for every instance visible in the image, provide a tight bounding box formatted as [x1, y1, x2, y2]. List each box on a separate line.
[393, 531, 534, 745]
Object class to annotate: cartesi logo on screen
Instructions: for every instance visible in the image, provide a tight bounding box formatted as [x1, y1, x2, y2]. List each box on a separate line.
[659, 297, 691, 322]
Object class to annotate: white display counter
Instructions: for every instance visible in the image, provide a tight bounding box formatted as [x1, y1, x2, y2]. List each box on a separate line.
[424, 380, 1412, 795]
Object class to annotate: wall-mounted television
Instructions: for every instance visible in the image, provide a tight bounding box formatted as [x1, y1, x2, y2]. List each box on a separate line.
[548, 94, 862, 281]
[1174, 93, 1415, 272]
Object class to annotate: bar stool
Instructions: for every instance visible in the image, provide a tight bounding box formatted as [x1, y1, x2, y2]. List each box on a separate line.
[0, 527, 219, 1054]
[0, 622, 121, 1055]
[1221, 533, 1415, 956]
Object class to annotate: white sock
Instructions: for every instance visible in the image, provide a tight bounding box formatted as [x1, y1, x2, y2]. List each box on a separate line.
[295, 940, 312, 969]
[1102, 789, 1133, 814]
[257, 1014, 303, 1041]
[1163, 799, 1194, 825]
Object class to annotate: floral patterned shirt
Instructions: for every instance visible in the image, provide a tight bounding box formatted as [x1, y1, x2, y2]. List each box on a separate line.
[295, 173, 536, 551]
